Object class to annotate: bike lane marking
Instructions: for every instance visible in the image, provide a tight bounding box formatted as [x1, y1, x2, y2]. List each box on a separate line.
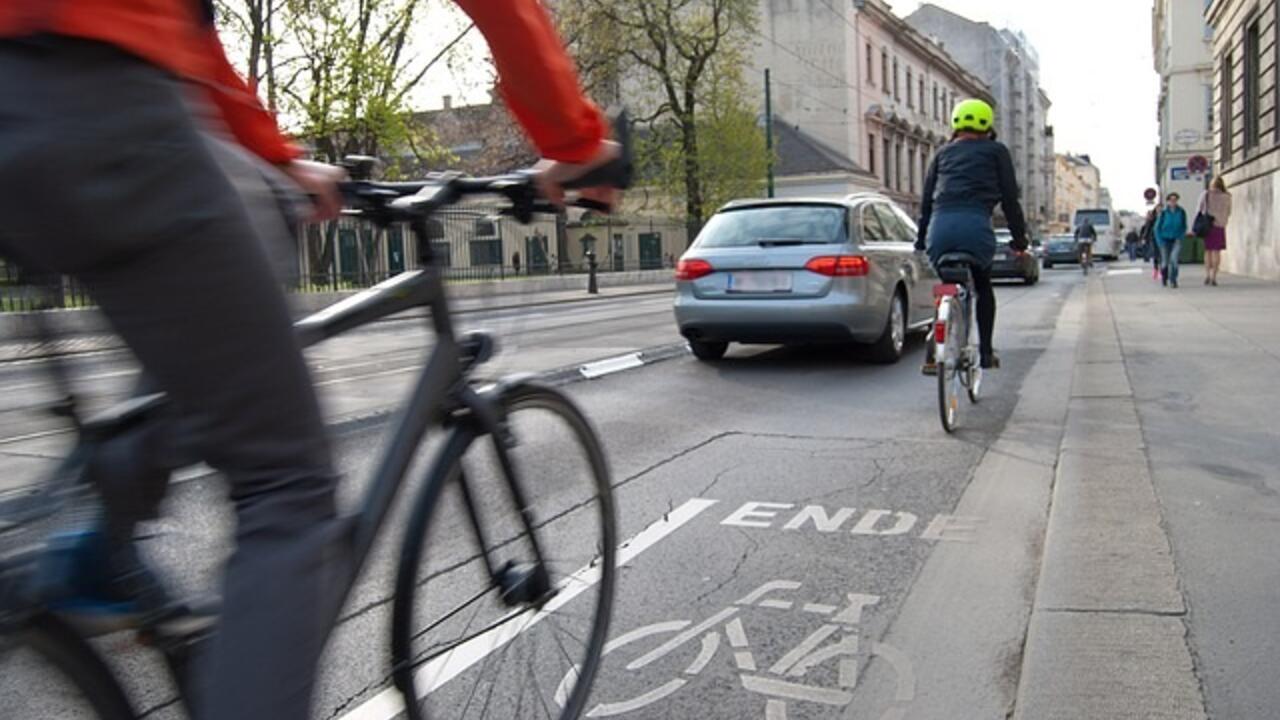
[336, 496, 720, 720]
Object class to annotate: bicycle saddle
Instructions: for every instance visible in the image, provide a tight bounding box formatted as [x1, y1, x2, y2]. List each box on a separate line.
[934, 252, 979, 284]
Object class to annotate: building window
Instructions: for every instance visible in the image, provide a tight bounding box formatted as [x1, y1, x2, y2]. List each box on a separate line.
[919, 78, 926, 114]
[895, 142, 904, 191]
[868, 133, 877, 174]
[883, 136, 892, 187]
[932, 84, 939, 120]
[866, 43, 874, 84]
[906, 67, 914, 107]
[908, 146, 917, 194]
[1222, 51, 1234, 162]
[893, 58, 900, 101]
[882, 50, 890, 93]
[1244, 16, 1261, 151]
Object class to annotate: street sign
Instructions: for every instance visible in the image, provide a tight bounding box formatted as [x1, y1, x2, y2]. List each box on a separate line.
[1171, 166, 1191, 181]
[1188, 155, 1210, 174]
[1175, 128, 1201, 145]
[1144, 188, 1158, 202]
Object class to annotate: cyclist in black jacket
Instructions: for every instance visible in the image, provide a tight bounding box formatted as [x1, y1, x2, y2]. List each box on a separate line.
[916, 98, 1028, 369]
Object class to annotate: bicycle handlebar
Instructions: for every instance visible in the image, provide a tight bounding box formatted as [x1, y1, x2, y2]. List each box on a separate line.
[337, 111, 632, 225]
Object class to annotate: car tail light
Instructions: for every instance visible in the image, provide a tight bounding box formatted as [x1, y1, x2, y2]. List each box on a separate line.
[675, 258, 714, 281]
[804, 255, 869, 277]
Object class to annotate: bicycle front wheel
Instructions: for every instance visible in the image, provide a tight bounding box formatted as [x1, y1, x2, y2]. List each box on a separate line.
[391, 381, 617, 720]
[0, 612, 135, 720]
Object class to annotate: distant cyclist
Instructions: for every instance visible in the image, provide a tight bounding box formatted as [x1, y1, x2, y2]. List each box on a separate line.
[1075, 218, 1097, 269]
[916, 98, 1029, 370]
[0, 1, 619, 718]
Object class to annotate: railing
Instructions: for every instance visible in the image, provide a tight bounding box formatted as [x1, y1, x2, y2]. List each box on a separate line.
[0, 263, 95, 313]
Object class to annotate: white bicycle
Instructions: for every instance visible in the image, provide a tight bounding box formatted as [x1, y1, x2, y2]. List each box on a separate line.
[557, 580, 915, 719]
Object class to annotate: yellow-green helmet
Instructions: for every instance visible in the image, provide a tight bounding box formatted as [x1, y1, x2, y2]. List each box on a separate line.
[951, 98, 995, 133]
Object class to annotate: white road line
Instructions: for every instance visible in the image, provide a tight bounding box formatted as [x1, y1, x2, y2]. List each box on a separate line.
[336, 497, 720, 720]
[578, 353, 645, 380]
[1106, 268, 1144, 276]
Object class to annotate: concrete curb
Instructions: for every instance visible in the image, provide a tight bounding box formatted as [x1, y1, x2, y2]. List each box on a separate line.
[1012, 278, 1207, 720]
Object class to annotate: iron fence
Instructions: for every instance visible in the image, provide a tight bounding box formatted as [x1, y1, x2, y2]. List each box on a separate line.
[0, 262, 95, 313]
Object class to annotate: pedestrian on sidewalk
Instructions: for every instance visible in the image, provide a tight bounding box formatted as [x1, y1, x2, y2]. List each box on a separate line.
[1155, 192, 1188, 288]
[512, 250, 521, 275]
[1140, 206, 1161, 278]
[1125, 228, 1140, 261]
[1196, 177, 1232, 286]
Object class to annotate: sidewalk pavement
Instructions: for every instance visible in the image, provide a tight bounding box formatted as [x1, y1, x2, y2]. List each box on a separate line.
[0, 281, 673, 363]
[1015, 264, 1280, 719]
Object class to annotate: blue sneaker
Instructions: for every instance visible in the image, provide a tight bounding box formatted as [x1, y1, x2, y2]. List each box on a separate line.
[38, 530, 215, 638]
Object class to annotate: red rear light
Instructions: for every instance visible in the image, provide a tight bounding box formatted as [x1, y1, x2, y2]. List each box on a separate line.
[933, 283, 958, 299]
[675, 258, 714, 281]
[934, 320, 947, 344]
[804, 255, 869, 277]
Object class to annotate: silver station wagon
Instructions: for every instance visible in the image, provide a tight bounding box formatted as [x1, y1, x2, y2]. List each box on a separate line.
[674, 195, 937, 363]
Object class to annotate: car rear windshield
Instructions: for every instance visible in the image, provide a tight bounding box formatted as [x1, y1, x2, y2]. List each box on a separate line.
[695, 205, 847, 248]
[1074, 210, 1111, 227]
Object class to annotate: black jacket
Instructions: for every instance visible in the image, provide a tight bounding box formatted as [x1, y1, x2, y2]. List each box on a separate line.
[917, 138, 1028, 248]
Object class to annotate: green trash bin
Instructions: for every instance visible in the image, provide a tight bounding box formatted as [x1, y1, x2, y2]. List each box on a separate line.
[1180, 234, 1203, 264]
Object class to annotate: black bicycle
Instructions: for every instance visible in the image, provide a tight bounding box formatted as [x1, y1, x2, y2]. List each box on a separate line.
[0, 131, 632, 719]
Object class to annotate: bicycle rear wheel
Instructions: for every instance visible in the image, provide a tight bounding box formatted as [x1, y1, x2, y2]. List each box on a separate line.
[391, 381, 616, 720]
[0, 612, 135, 719]
[936, 299, 962, 433]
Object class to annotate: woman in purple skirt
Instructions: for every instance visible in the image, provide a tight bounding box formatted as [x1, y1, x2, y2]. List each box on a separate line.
[1198, 177, 1232, 286]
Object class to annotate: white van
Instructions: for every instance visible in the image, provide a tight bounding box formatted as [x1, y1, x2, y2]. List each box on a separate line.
[1072, 208, 1122, 259]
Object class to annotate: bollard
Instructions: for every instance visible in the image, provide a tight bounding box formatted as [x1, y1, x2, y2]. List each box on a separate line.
[586, 250, 599, 295]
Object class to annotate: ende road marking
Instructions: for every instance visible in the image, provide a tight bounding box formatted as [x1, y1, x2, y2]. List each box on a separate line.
[336, 497, 719, 720]
[720, 501, 984, 542]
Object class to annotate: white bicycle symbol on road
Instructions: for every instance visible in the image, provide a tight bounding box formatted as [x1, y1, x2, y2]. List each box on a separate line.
[555, 580, 915, 719]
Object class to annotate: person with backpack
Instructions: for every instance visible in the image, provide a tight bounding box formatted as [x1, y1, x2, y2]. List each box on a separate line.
[1154, 192, 1189, 288]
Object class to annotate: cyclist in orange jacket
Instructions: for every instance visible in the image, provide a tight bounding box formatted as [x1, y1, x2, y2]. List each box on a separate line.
[0, 2, 617, 718]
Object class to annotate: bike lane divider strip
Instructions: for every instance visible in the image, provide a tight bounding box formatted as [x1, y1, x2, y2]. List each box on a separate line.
[336, 497, 720, 720]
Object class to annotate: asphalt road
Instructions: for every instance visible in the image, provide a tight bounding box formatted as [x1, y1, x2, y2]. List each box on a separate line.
[2, 270, 1083, 719]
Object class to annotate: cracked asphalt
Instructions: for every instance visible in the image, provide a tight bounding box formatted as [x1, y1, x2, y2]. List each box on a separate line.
[1, 270, 1081, 719]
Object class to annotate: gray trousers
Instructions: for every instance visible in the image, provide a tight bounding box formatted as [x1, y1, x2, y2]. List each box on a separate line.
[0, 38, 341, 720]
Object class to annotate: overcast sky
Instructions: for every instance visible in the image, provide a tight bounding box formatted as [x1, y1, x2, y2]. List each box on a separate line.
[417, 1, 1160, 213]
[889, 0, 1161, 212]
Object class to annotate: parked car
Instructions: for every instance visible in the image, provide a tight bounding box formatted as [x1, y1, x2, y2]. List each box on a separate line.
[673, 194, 936, 363]
[1041, 234, 1081, 268]
[990, 229, 1039, 284]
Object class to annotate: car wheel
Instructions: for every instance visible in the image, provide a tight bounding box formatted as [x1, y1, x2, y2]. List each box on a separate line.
[689, 339, 728, 361]
[1043, 259, 1053, 269]
[868, 291, 906, 364]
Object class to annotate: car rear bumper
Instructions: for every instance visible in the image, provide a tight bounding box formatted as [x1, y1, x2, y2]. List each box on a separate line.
[990, 257, 1036, 278]
[1044, 251, 1079, 264]
[674, 286, 885, 344]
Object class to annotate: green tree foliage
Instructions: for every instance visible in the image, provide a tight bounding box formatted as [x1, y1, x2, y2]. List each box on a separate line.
[559, 0, 766, 240]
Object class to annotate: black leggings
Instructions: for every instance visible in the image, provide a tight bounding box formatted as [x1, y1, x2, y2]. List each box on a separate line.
[971, 265, 995, 356]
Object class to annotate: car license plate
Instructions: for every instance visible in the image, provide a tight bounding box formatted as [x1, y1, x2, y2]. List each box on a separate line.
[727, 271, 792, 293]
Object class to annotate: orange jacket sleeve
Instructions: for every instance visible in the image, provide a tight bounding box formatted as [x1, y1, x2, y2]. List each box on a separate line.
[454, 0, 606, 164]
[198, 26, 301, 164]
